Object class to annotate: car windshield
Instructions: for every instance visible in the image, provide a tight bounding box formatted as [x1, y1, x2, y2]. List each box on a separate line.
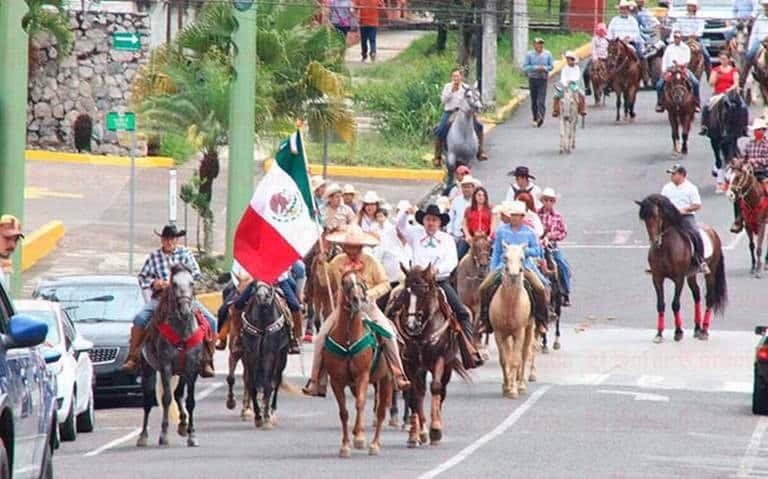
[35, 284, 143, 323]
[671, 0, 730, 7]
[15, 309, 61, 346]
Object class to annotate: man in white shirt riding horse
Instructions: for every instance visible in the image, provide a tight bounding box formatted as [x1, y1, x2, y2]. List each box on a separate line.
[655, 30, 701, 113]
[553, 51, 587, 118]
[433, 69, 488, 166]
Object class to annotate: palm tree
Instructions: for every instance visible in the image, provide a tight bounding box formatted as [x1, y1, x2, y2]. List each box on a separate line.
[23, 0, 74, 74]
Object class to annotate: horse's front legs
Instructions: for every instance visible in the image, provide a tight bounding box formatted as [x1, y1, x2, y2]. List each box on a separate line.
[653, 274, 666, 342]
[615, 87, 622, 122]
[352, 375, 370, 450]
[225, 351, 238, 410]
[185, 376, 198, 447]
[331, 379, 351, 457]
[756, 225, 766, 275]
[429, 357, 445, 445]
[370, 378, 392, 456]
[671, 277, 685, 342]
[136, 369, 155, 447]
[174, 379, 188, 437]
[749, 232, 757, 275]
[159, 370, 172, 447]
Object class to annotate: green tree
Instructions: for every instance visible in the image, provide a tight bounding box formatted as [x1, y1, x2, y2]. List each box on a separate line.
[22, 0, 75, 75]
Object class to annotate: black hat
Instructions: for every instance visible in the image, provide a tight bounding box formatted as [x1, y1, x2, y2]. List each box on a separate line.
[508, 166, 536, 180]
[415, 204, 450, 228]
[154, 224, 186, 238]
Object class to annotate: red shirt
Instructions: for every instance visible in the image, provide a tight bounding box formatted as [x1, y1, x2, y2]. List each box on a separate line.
[713, 66, 736, 94]
[464, 206, 493, 237]
[356, 0, 382, 26]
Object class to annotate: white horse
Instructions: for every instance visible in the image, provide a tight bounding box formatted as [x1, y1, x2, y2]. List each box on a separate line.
[446, 86, 482, 183]
[559, 88, 578, 154]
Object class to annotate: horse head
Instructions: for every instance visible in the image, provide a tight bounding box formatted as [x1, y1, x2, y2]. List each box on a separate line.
[471, 232, 492, 276]
[459, 86, 483, 116]
[728, 157, 755, 201]
[607, 38, 629, 72]
[501, 243, 525, 282]
[666, 66, 691, 106]
[399, 263, 438, 337]
[253, 281, 276, 307]
[169, 264, 195, 317]
[340, 270, 367, 317]
[636, 194, 683, 248]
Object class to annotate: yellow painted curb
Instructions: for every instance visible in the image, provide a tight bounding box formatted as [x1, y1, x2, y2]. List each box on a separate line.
[25, 150, 174, 169]
[263, 159, 443, 181]
[197, 292, 222, 314]
[21, 221, 65, 272]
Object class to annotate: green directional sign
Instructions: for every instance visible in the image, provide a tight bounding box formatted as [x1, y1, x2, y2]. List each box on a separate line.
[113, 32, 140, 51]
[106, 112, 136, 132]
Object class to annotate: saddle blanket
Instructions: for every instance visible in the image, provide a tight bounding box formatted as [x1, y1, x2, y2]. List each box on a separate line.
[699, 227, 713, 259]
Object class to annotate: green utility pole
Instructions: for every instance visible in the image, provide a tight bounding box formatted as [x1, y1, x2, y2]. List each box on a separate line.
[0, 1, 30, 297]
[224, 1, 257, 270]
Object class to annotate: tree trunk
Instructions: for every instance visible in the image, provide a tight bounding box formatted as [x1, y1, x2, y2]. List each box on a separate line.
[322, 128, 329, 179]
[436, 23, 448, 52]
[198, 149, 220, 204]
[203, 207, 214, 253]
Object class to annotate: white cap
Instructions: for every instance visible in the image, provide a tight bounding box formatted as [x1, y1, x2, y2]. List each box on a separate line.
[565, 51, 577, 60]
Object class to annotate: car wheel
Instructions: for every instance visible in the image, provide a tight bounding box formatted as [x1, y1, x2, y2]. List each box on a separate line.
[0, 437, 8, 479]
[754, 367, 768, 415]
[39, 437, 53, 479]
[59, 399, 77, 442]
[76, 393, 95, 433]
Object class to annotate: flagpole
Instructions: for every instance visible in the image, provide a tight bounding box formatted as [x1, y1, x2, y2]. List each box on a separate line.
[296, 121, 336, 313]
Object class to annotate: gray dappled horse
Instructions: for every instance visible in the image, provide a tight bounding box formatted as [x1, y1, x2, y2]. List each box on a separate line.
[137, 264, 204, 448]
[445, 87, 482, 191]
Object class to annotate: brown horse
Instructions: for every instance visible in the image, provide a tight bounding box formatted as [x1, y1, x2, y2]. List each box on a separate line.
[661, 65, 696, 155]
[728, 21, 752, 104]
[323, 271, 392, 458]
[636, 194, 727, 342]
[752, 41, 768, 107]
[389, 265, 469, 448]
[687, 39, 710, 81]
[728, 159, 768, 276]
[589, 58, 609, 106]
[304, 241, 340, 331]
[456, 232, 492, 355]
[607, 38, 641, 122]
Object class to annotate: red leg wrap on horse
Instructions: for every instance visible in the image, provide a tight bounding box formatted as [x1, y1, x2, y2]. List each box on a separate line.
[694, 303, 702, 327]
[703, 309, 712, 329]
[674, 312, 682, 329]
[657, 313, 665, 332]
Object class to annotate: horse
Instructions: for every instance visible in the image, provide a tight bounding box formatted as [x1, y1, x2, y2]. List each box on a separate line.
[559, 86, 578, 154]
[490, 244, 536, 399]
[687, 38, 710, 81]
[456, 232, 492, 356]
[137, 264, 207, 448]
[389, 265, 469, 448]
[728, 159, 768, 276]
[323, 271, 393, 457]
[239, 281, 290, 429]
[225, 279, 254, 421]
[539, 246, 563, 353]
[751, 40, 768, 106]
[706, 89, 748, 178]
[589, 58, 609, 106]
[636, 194, 727, 342]
[661, 65, 696, 155]
[444, 86, 483, 190]
[607, 38, 641, 122]
[304, 242, 340, 333]
[728, 20, 752, 105]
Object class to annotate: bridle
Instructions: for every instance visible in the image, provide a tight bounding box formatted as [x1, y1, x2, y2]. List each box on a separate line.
[341, 272, 368, 344]
[240, 281, 286, 337]
[729, 164, 756, 201]
[607, 40, 630, 76]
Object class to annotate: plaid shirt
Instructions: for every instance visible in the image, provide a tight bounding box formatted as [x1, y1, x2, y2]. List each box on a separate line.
[538, 207, 568, 243]
[138, 247, 202, 290]
[747, 138, 768, 169]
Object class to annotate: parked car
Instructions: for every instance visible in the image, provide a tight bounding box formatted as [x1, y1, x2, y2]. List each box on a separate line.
[33, 275, 145, 401]
[754, 326, 768, 414]
[0, 279, 58, 478]
[15, 300, 95, 441]
[664, 0, 732, 58]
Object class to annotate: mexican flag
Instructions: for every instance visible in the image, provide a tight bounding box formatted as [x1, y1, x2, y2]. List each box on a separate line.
[234, 131, 319, 283]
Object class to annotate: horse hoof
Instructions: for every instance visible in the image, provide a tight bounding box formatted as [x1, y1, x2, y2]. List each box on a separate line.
[271, 412, 278, 427]
[553, 341, 561, 350]
[241, 408, 254, 421]
[388, 417, 399, 428]
[136, 435, 148, 448]
[529, 374, 537, 383]
[159, 436, 169, 447]
[503, 389, 519, 400]
[674, 328, 684, 342]
[653, 334, 664, 344]
[255, 418, 264, 429]
[518, 382, 528, 394]
[353, 437, 366, 450]
[339, 446, 352, 458]
[407, 439, 419, 449]
[429, 428, 442, 445]
[541, 345, 550, 355]
[226, 397, 237, 410]
[187, 436, 199, 448]
[699, 330, 710, 341]
[262, 418, 274, 431]
[369, 444, 380, 456]
[177, 423, 188, 437]
[420, 432, 429, 444]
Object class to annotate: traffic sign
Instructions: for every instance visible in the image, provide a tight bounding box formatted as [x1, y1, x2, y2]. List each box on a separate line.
[106, 112, 136, 132]
[113, 32, 140, 51]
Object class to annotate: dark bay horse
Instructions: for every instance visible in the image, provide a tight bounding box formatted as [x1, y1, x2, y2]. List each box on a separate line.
[751, 40, 768, 105]
[607, 38, 641, 122]
[661, 65, 696, 155]
[728, 159, 768, 276]
[137, 264, 206, 448]
[389, 265, 469, 447]
[323, 271, 392, 458]
[239, 281, 290, 429]
[637, 195, 727, 342]
[706, 89, 748, 176]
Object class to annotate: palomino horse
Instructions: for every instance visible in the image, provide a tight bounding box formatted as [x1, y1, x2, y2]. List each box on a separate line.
[490, 244, 536, 399]
[706, 89, 748, 180]
[390, 265, 469, 447]
[637, 194, 727, 342]
[589, 58, 609, 106]
[323, 271, 392, 457]
[728, 159, 768, 276]
[687, 39, 710, 81]
[661, 65, 696, 155]
[607, 38, 641, 122]
[444, 86, 483, 189]
[137, 264, 207, 448]
[559, 86, 578, 154]
[456, 232, 492, 355]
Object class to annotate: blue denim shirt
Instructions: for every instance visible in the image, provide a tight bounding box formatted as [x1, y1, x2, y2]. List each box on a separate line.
[490, 223, 542, 271]
[523, 50, 554, 79]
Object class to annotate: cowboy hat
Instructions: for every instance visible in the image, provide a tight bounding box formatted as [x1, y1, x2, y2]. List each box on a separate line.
[565, 51, 577, 60]
[618, 0, 631, 8]
[154, 224, 186, 238]
[508, 166, 536, 180]
[0, 215, 24, 239]
[325, 224, 380, 247]
[310, 176, 326, 192]
[361, 191, 383, 204]
[496, 200, 527, 217]
[459, 175, 481, 186]
[533, 37, 545, 44]
[323, 183, 343, 199]
[751, 117, 768, 130]
[342, 184, 359, 196]
[415, 204, 450, 227]
[541, 187, 560, 199]
[396, 199, 413, 212]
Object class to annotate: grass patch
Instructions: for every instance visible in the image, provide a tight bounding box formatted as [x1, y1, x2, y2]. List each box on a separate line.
[305, 134, 432, 169]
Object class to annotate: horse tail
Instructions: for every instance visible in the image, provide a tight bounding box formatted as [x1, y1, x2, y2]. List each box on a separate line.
[452, 359, 472, 384]
[710, 251, 728, 315]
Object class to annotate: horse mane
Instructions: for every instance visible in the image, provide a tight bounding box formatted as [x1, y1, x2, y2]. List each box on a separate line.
[153, 264, 193, 324]
[638, 194, 697, 238]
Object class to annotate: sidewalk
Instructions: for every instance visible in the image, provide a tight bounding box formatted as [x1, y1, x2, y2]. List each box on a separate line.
[345, 29, 427, 66]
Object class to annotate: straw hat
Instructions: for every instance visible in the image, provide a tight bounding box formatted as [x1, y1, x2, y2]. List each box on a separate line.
[459, 175, 481, 186]
[310, 176, 326, 193]
[618, 0, 631, 8]
[541, 187, 560, 200]
[325, 224, 379, 247]
[495, 200, 527, 217]
[751, 117, 768, 131]
[323, 183, 343, 199]
[685, 0, 698, 6]
[361, 191, 383, 204]
[342, 184, 358, 196]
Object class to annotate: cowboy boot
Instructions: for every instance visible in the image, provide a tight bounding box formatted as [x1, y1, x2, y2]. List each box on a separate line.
[433, 138, 443, 167]
[383, 340, 411, 391]
[289, 310, 302, 355]
[552, 97, 561, 118]
[476, 130, 489, 161]
[200, 337, 215, 378]
[216, 318, 231, 350]
[122, 325, 146, 372]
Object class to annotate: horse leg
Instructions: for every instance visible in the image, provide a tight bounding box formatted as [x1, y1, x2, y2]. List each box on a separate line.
[185, 376, 198, 447]
[629, 86, 637, 119]
[159, 370, 172, 446]
[509, 332, 523, 400]
[389, 390, 399, 428]
[241, 362, 253, 421]
[670, 115, 680, 153]
[226, 351, 237, 410]
[671, 277, 685, 342]
[495, 331, 513, 397]
[406, 379, 422, 447]
[524, 321, 537, 384]
[749, 232, 757, 275]
[136, 368, 154, 447]
[331, 379, 351, 457]
[615, 85, 621, 122]
[756, 225, 766, 275]
[370, 378, 391, 456]
[352, 375, 370, 450]
[653, 275, 666, 343]
[417, 372, 428, 444]
[429, 357, 445, 445]
[682, 115, 690, 155]
[688, 275, 703, 339]
[554, 314, 561, 350]
[175, 379, 188, 437]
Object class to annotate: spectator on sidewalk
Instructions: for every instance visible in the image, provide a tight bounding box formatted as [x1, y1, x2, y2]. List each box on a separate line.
[523, 37, 554, 128]
[356, 0, 384, 63]
[330, 0, 356, 39]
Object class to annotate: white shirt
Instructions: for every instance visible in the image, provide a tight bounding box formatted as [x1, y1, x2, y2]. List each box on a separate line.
[676, 15, 706, 38]
[441, 82, 469, 112]
[505, 183, 543, 210]
[359, 214, 379, 234]
[373, 222, 413, 283]
[560, 64, 582, 85]
[661, 179, 702, 215]
[607, 15, 641, 43]
[750, 14, 768, 49]
[448, 195, 471, 239]
[397, 212, 458, 281]
[662, 42, 691, 71]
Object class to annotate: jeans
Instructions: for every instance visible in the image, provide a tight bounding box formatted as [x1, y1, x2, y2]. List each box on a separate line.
[334, 25, 350, 39]
[656, 70, 700, 104]
[277, 278, 301, 312]
[456, 238, 470, 261]
[550, 248, 572, 295]
[529, 77, 548, 121]
[435, 110, 484, 140]
[748, 41, 761, 63]
[360, 26, 377, 60]
[437, 280, 471, 336]
[133, 298, 217, 331]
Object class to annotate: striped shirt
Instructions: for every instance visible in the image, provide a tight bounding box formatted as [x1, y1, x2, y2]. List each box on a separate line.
[137, 247, 202, 291]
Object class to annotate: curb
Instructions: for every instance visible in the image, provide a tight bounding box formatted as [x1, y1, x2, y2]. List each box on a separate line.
[21, 221, 65, 272]
[197, 292, 222, 314]
[263, 159, 443, 181]
[25, 150, 174, 169]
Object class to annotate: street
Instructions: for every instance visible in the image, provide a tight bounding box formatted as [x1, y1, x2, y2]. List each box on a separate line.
[47, 80, 768, 478]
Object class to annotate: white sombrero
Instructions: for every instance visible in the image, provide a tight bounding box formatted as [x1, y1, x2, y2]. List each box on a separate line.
[342, 184, 359, 196]
[459, 175, 481, 186]
[494, 200, 527, 216]
[323, 183, 343, 199]
[361, 191, 383, 204]
[325, 224, 380, 247]
[310, 176, 327, 192]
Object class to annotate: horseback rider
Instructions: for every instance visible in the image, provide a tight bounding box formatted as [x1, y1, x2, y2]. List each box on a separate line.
[449, 175, 480, 260]
[655, 29, 702, 113]
[553, 51, 588, 118]
[677, 0, 712, 72]
[732, 118, 768, 233]
[433, 69, 488, 167]
[302, 225, 411, 397]
[123, 224, 217, 377]
[538, 188, 573, 307]
[505, 166, 543, 210]
[311, 176, 327, 213]
[584, 22, 609, 96]
[742, 0, 768, 86]
[607, 0, 645, 57]
[342, 184, 361, 214]
[477, 201, 557, 332]
[660, 165, 710, 275]
[699, 51, 744, 140]
[634, 0, 661, 43]
[396, 203, 484, 369]
[320, 183, 357, 231]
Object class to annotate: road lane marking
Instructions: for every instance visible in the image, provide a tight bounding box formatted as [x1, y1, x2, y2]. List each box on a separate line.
[417, 385, 551, 479]
[596, 389, 669, 402]
[737, 416, 768, 478]
[83, 381, 223, 457]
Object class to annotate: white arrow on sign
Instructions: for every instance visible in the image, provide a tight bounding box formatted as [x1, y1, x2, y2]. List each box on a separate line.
[596, 390, 669, 402]
[130, 34, 138, 44]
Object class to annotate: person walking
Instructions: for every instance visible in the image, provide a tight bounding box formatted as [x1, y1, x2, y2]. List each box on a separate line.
[356, 0, 383, 63]
[329, 0, 356, 39]
[523, 37, 554, 127]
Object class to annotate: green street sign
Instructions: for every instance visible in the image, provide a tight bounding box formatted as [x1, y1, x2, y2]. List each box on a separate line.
[106, 112, 136, 132]
[113, 32, 140, 51]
